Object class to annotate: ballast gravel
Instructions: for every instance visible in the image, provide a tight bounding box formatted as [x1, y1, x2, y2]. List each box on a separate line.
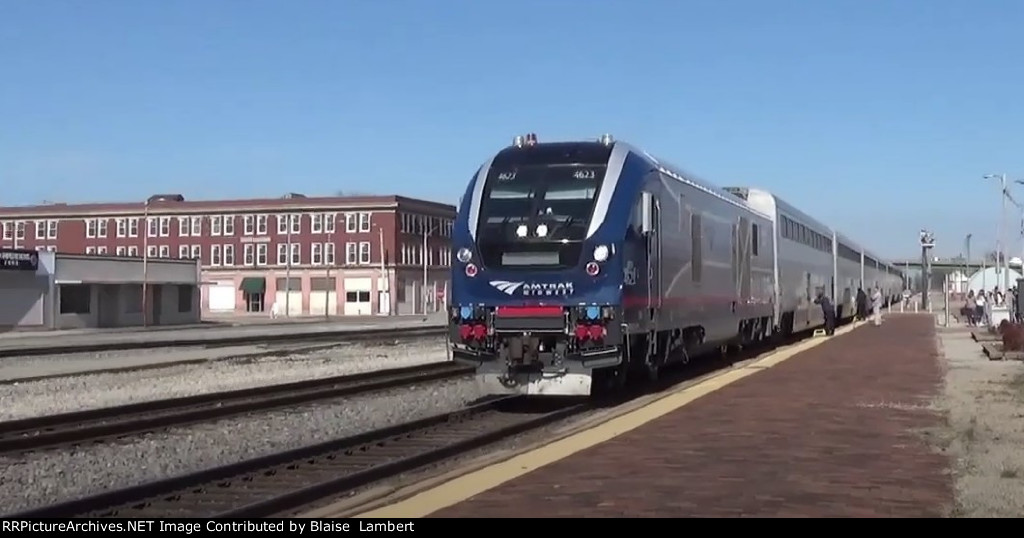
[0, 338, 450, 421]
[0, 376, 487, 515]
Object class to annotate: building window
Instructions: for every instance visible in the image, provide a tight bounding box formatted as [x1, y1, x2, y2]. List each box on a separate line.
[222, 215, 234, 235]
[277, 243, 288, 265]
[97, 246, 107, 255]
[85, 246, 96, 255]
[211, 245, 222, 266]
[159, 217, 170, 237]
[158, 245, 170, 258]
[15, 221, 25, 239]
[257, 215, 268, 235]
[256, 243, 268, 265]
[128, 246, 139, 256]
[244, 215, 255, 235]
[311, 214, 323, 234]
[325, 213, 336, 233]
[86, 219, 97, 238]
[345, 242, 357, 265]
[359, 212, 371, 232]
[345, 291, 370, 303]
[325, 242, 335, 265]
[211, 215, 222, 236]
[59, 284, 91, 314]
[359, 241, 371, 264]
[277, 214, 289, 235]
[1, 221, 11, 240]
[311, 243, 323, 265]
[128, 218, 139, 237]
[116, 218, 127, 238]
[191, 216, 202, 236]
[190, 244, 200, 261]
[223, 244, 235, 266]
[345, 213, 357, 233]
[97, 219, 108, 238]
[244, 244, 255, 265]
[116, 246, 127, 256]
[46, 245, 56, 252]
[147, 245, 158, 258]
[178, 217, 190, 237]
[34, 220, 45, 240]
[179, 245, 189, 259]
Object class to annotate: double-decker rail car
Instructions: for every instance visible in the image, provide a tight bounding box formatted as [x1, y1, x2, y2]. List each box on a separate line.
[723, 188, 835, 336]
[448, 134, 775, 396]
[833, 231, 863, 320]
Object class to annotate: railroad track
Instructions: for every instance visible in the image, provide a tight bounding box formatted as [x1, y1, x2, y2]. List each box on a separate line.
[3, 396, 587, 518]
[0, 361, 471, 455]
[0, 325, 448, 359]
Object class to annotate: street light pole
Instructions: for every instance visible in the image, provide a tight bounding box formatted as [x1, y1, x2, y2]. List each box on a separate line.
[985, 173, 1011, 294]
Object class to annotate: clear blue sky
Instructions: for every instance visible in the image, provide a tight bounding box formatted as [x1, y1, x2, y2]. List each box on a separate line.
[2, 0, 1023, 260]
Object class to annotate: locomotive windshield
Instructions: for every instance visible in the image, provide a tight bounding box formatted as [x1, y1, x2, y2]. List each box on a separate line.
[475, 142, 611, 270]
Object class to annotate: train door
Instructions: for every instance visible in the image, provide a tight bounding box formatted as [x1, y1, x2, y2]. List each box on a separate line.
[640, 191, 661, 323]
[738, 217, 751, 301]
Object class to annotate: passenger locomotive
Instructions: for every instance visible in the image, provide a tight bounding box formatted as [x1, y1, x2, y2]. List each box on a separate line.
[448, 133, 904, 397]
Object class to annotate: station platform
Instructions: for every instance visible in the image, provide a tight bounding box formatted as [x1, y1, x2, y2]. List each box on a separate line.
[360, 314, 953, 518]
[0, 314, 446, 356]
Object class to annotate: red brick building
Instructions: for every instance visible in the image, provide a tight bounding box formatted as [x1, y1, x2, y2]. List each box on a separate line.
[0, 194, 456, 317]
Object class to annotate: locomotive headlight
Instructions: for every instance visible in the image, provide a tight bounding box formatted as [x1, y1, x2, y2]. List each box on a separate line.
[536, 224, 548, 237]
[456, 248, 473, 263]
[593, 244, 610, 262]
[516, 224, 528, 238]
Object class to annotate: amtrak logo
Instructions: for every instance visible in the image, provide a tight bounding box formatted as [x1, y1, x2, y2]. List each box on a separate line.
[489, 280, 525, 295]
[489, 280, 574, 297]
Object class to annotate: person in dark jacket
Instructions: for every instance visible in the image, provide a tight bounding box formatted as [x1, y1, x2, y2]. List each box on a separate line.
[855, 287, 868, 320]
[814, 288, 836, 335]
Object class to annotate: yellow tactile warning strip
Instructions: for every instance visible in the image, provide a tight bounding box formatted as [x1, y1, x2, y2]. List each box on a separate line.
[352, 321, 864, 519]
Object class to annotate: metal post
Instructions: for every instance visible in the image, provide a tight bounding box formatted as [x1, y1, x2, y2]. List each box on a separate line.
[943, 273, 950, 326]
[422, 228, 429, 314]
[1002, 173, 1010, 293]
[378, 227, 388, 315]
[142, 201, 150, 327]
[284, 214, 292, 317]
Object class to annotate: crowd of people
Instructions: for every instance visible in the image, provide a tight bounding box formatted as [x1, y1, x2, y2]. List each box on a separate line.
[962, 286, 1021, 327]
[814, 285, 886, 336]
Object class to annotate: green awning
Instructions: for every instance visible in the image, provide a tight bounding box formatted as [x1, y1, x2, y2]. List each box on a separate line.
[239, 277, 266, 293]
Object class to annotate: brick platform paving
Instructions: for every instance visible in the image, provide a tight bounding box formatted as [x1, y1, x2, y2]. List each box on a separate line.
[433, 316, 953, 517]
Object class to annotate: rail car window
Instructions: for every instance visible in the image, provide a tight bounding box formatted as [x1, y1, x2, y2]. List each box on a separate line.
[838, 243, 859, 263]
[691, 212, 702, 282]
[780, 215, 832, 253]
[751, 224, 759, 256]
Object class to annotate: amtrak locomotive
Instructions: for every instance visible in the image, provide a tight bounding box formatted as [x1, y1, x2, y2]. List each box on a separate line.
[448, 133, 903, 397]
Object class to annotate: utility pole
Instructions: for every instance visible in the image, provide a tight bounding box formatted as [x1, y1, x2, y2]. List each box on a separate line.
[142, 199, 150, 327]
[285, 213, 292, 317]
[920, 230, 935, 311]
[422, 222, 440, 315]
[964, 233, 972, 294]
[325, 214, 334, 319]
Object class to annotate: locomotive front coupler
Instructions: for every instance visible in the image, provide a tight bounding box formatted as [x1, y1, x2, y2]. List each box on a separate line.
[496, 332, 568, 371]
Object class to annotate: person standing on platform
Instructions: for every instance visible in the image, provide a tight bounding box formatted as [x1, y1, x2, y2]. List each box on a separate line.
[870, 285, 883, 326]
[855, 287, 868, 320]
[814, 288, 836, 335]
